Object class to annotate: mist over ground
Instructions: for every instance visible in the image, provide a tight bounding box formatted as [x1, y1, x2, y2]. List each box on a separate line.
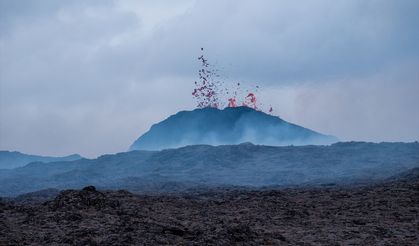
[130, 107, 337, 150]
[0, 151, 82, 169]
[1, 142, 418, 197]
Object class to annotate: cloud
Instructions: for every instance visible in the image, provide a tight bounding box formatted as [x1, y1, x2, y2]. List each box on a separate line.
[261, 61, 419, 142]
[0, 0, 418, 157]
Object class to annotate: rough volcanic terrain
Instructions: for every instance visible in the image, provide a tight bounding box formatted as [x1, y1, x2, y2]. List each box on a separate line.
[2, 142, 418, 197]
[1, 170, 418, 245]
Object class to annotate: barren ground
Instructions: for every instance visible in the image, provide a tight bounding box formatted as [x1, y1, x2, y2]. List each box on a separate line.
[1, 176, 418, 245]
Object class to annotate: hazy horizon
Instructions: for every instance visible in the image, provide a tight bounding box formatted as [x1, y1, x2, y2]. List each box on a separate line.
[1, 0, 418, 158]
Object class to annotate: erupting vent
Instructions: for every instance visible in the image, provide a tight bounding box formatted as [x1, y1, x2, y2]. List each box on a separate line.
[192, 48, 273, 113]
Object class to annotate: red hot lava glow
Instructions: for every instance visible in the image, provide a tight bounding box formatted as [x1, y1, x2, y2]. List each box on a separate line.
[192, 48, 274, 114]
[228, 98, 237, 107]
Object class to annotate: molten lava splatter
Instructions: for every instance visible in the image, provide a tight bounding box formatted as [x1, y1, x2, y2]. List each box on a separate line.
[228, 98, 237, 107]
[192, 48, 275, 114]
[192, 49, 224, 108]
[243, 93, 257, 109]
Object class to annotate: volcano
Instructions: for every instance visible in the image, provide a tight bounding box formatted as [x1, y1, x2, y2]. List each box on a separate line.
[130, 107, 337, 151]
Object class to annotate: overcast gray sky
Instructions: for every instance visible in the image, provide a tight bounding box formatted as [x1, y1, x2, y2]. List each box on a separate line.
[1, 0, 418, 158]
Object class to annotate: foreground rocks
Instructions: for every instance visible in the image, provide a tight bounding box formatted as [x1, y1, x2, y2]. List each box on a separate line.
[1, 180, 418, 245]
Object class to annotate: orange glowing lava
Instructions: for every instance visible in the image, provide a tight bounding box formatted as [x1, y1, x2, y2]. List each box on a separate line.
[228, 98, 237, 107]
[243, 93, 257, 109]
[193, 48, 275, 114]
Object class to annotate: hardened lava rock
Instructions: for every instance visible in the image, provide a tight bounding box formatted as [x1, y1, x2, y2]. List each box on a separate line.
[1, 176, 418, 245]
